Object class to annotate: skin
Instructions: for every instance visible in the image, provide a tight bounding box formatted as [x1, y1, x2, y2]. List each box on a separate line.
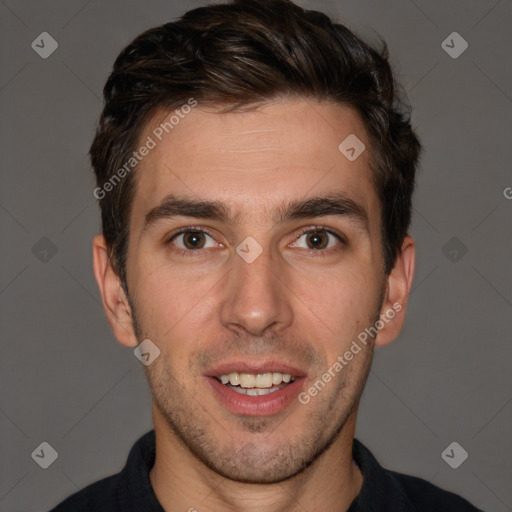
[93, 97, 415, 512]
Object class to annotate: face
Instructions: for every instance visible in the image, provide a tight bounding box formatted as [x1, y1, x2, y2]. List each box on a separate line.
[100, 97, 407, 484]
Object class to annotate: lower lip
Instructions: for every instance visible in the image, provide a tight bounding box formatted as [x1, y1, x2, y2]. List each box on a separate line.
[206, 376, 305, 416]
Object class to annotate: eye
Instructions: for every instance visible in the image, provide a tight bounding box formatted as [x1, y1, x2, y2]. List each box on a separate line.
[168, 229, 218, 251]
[291, 228, 343, 251]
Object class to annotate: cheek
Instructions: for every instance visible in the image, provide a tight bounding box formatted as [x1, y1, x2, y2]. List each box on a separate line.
[291, 271, 382, 375]
[293, 263, 378, 328]
[132, 259, 218, 342]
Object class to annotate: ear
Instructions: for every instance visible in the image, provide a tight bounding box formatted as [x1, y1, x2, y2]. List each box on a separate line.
[92, 234, 139, 348]
[375, 235, 415, 347]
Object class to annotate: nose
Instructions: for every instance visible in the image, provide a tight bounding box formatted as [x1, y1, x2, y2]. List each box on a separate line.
[219, 242, 294, 337]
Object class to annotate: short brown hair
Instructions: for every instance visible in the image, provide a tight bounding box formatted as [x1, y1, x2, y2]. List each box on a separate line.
[90, 0, 421, 290]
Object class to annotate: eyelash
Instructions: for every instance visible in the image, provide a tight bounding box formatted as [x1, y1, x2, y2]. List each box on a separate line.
[165, 225, 345, 257]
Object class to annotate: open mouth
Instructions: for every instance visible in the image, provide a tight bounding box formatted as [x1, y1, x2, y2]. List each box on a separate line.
[215, 372, 297, 396]
[206, 366, 306, 416]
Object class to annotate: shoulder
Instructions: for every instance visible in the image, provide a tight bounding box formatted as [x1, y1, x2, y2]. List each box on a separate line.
[47, 430, 158, 512]
[389, 470, 483, 512]
[47, 472, 121, 511]
[351, 439, 482, 512]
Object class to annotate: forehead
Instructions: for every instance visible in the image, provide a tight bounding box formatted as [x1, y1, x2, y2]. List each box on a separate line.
[130, 97, 379, 227]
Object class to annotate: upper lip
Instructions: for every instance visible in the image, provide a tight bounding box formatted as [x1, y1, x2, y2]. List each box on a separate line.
[204, 361, 307, 378]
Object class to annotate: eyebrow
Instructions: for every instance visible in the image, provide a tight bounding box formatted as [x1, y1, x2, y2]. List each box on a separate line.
[142, 192, 369, 232]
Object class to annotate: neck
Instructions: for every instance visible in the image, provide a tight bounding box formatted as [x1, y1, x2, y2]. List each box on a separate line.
[149, 404, 363, 512]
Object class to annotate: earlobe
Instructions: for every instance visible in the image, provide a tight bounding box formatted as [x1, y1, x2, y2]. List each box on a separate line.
[375, 235, 415, 347]
[92, 234, 139, 348]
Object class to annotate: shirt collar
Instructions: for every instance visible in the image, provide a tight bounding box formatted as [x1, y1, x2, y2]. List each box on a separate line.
[120, 430, 414, 511]
[348, 438, 415, 511]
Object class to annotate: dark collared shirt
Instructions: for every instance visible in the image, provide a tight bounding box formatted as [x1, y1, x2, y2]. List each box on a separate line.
[49, 430, 482, 511]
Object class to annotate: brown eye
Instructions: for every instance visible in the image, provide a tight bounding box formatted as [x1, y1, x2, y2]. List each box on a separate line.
[305, 231, 329, 250]
[291, 228, 343, 252]
[182, 231, 206, 249]
[169, 230, 217, 251]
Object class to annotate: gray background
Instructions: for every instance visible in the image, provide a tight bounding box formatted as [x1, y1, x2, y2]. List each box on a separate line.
[1, 0, 511, 511]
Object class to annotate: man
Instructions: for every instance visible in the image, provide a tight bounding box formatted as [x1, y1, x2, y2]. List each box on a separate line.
[50, 0, 481, 510]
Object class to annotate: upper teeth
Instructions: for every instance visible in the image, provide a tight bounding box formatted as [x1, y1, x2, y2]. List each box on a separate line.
[218, 372, 296, 388]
